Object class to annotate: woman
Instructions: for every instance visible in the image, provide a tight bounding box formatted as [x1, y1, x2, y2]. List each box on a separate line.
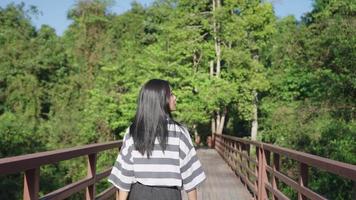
[108, 79, 206, 200]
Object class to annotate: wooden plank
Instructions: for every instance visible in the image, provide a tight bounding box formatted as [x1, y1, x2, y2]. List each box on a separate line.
[86, 154, 97, 200]
[23, 168, 39, 200]
[298, 163, 308, 200]
[181, 149, 252, 200]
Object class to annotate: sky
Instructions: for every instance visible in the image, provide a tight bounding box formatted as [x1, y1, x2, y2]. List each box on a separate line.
[0, 0, 314, 36]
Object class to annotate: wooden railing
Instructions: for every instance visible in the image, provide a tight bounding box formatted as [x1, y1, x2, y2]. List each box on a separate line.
[0, 141, 122, 200]
[214, 134, 356, 200]
[2, 135, 356, 200]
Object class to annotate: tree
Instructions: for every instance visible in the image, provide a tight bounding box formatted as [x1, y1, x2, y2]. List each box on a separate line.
[210, 0, 275, 138]
[260, 0, 356, 198]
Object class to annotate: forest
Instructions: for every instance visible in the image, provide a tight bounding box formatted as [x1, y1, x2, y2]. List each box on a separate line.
[0, 0, 355, 199]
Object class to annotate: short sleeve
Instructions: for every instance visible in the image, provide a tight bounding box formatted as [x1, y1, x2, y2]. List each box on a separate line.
[179, 127, 206, 192]
[108, 128, 135, 191]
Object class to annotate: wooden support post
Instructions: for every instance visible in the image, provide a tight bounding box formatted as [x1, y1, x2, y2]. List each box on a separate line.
[254, 146, 260, 199]
[257, 146, 267, 200]
[264, 150, 270, 199]
[214, 134, 218, 152]
[246, 144, 251, 177]
[265, 151, 270, 166]
[216, 135, 220, 154]
[245, 143, 254, 198]
[272, 154, 280, 200]
[353, 181, 356, 200]
[212, 134, 215, 148]
[228, 141, 231, 165]
[86, 153, 97, 200]
[257, 147, 262, 200]
[233, 142, 237, 169]
[224, 138, 227, 157]
[298, 163, 308, 200]
[238, 143, 243, 181]
[214, 134, 221, 154]
[231, 141, 234, 167]
[23, 168, 39, 200]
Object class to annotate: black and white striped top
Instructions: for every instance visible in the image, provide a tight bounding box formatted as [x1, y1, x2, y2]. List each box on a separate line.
[108, 122, 206, 192]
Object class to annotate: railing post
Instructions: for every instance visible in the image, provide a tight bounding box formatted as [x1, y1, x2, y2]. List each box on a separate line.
[265, 150, 271, 199]
[243, 143, 251, 193]
[216, 134, 220, 154]
[232, 142, 237, 169]
[212, 133, 215, 148]
[223, 137, 227, 157]
[272, 154, 280, 200]
[265, 151, 270, 166]
[353, 181, 356, 200]
[86, 153, 97, 200]
[254, 146, 260, 199]
[238, 142, 243, 182]
[298, 163, 308, 200]
[214, 134, 217, 151]
[23, 168, 39, 200]
[214, 133, 220, 153]
[257, 146, 267, 200]
[246, 144, 250, 178]
[257, 147, 262, 200]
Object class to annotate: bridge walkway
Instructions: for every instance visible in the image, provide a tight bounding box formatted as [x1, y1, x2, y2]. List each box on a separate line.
[182, 148, 252, 200]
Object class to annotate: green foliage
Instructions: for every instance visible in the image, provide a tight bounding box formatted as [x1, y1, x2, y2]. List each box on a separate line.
[260, 0, 356, 198]
[0, 0, 355, 199]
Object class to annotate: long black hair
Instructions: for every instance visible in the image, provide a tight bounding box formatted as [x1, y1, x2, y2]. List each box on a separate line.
[130, 79, 173, 158]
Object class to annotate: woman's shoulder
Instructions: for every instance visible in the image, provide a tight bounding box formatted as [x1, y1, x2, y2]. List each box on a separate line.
[122, 126, 134, 142]
[168, 119, 185, 130]
[168, 120, 191, 139]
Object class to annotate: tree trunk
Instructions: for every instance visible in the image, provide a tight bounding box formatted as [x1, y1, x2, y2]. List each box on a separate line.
[211, 0, 224, 136]
[193, 124, 201, 145]
[217, 107, 227, 134]
[251, 90, 258, 140]
[210, 60, 215, 135]
[213, 0, 221, 78]
[193, 124, 198, 138]
[211, 115, 216, 134]
[216, 111, 221, 133]
[210, 60, 214, 77]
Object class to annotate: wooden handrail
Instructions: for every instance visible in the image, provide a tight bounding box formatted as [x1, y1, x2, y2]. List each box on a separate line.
[0, 141, 122, 200]
[213, 133, 356, 200]
[2, 135, 355, 200]
[0, 141, 121, 174]
[263, 143, 356, 180]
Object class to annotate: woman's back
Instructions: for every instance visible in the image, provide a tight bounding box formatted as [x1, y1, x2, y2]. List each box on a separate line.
[108, 79, 205, 200]
[109, 121, 206, 192]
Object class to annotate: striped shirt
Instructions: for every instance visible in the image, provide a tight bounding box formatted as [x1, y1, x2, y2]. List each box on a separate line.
[108, 122, 206, 192]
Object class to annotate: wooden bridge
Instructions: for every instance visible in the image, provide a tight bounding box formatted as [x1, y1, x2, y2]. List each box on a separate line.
[0, 134, 355, 200]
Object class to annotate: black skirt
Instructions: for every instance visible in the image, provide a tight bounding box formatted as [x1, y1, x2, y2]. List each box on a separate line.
[128, 182, 181, 200]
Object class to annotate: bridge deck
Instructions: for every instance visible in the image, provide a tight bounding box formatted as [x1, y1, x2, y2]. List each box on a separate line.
[182, 148, 252, 200]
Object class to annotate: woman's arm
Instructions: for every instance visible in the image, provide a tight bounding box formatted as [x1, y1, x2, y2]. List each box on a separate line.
[118, 190, 129, 200]
[187, 188, 197, 200]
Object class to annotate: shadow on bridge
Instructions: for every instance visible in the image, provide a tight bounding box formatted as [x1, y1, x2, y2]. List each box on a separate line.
[181, 148, 251, 200]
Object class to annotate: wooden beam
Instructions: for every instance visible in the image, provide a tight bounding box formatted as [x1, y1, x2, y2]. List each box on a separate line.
[23, 168, 39, 200]
[86, 154, 97, 200]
